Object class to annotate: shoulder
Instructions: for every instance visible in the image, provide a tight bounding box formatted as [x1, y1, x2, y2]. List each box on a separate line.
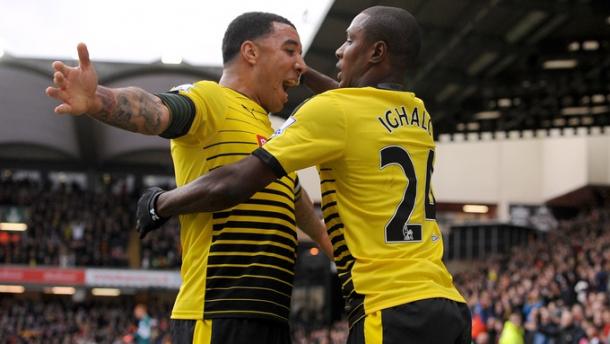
[411, 93, 426, 107]
[312, 87, 395, 103]
[176, 81, 228, 111]
[298, 89, 351, 110]
[171, 80, 223, 97]
[191, 80, 223, 94]
[317, 87, 358, 99]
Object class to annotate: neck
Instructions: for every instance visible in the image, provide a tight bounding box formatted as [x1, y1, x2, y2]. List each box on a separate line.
[219, 64, 262, 107]
[356, 64, 405, 88]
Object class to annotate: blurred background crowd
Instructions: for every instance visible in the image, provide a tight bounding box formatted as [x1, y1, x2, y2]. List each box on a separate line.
[0, 177, 180, 269]
[2, 174, 610, 343]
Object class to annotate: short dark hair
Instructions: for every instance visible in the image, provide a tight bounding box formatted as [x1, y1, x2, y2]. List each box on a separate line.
[222, 12, 296, 64]
[361, 6, 421, 69]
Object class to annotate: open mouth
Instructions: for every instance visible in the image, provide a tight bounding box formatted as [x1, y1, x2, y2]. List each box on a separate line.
[336, 63, 342, 81]
[282, 79, 300, 91]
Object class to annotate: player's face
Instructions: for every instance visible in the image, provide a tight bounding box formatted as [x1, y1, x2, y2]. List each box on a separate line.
[254, 22, 305, 113]
[335, 13, 372, 88]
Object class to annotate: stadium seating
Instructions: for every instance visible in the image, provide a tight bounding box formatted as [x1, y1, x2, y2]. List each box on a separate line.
[0, 177, 180, 269]
[3, 175, 610, 343]
[0, 295, 173, 343]
[456, 207, 610, 343]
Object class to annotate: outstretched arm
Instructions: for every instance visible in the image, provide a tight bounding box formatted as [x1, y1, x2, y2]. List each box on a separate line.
[138, 155, 335, 259]
[295, 190, 333, 258]
[155, 155, 277, 217]
[45, 43, 171, 135]
[301, 67, 339, 94]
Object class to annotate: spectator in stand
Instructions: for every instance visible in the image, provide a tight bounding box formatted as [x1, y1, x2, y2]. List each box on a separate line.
[134, 304, 153, 344]
[559, 310, 586, 344]
[473, 291, 494, 324]
[533, 306, 560, 344]
[499, 312, 524, 344]
[475, 331, 490, 344]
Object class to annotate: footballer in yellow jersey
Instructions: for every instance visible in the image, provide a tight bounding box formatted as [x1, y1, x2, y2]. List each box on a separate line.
[166, 80, 301, 322]
[258, 86, 465, 325]
[49, 11, 335, 344]
[139, 6, 471, 344]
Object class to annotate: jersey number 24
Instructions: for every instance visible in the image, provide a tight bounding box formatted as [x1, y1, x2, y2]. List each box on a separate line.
[380, 146, 436, 243]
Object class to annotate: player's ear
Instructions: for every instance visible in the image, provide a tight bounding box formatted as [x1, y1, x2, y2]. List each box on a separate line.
[370, 40, 387, 64]
[241, 41, 258, 65]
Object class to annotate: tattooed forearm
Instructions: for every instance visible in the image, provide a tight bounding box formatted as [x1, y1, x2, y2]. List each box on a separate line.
[89, 86, 168, 135]
[112, 95, 139, 132]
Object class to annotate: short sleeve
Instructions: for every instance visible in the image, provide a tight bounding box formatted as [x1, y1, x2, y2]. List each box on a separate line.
[260, 92, 346, 174]
[171, 81, 227, 146]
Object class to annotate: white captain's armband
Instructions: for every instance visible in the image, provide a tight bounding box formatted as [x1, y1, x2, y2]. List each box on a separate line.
[272, 116, 296, 138]
[169, 84, 194, 93]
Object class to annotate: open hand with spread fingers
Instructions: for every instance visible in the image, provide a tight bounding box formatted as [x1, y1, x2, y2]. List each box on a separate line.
[45, 43, 101, 115]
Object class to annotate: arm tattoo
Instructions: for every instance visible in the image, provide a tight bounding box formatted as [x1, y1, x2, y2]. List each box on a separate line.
[91, 87, 165, 134]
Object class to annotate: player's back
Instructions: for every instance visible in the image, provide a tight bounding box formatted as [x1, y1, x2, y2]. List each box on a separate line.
[315, 87, 465, 324]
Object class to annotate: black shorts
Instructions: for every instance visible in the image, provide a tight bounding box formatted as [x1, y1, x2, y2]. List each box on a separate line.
[171, 318, 290, 344]
[347, 298, 471, 344]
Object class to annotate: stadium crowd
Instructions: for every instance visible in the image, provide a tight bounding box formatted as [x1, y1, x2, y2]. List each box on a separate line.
[0, 293, 353, 344]
[0, 176, 180, 269]
[457, 206, 610, 344]
[0, 296, 173, 344]
[3, 174, 610, 343]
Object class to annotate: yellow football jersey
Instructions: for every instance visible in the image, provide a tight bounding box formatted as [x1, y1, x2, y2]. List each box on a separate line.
[169, 81, 299, 322]
[260, 87, 465, 326]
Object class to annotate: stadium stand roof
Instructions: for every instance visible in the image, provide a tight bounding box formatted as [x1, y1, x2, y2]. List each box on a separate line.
[1, 0, 609, 170]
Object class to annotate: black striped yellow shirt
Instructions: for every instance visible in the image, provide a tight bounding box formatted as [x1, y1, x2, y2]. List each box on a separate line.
[169, 81, 300, 322]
